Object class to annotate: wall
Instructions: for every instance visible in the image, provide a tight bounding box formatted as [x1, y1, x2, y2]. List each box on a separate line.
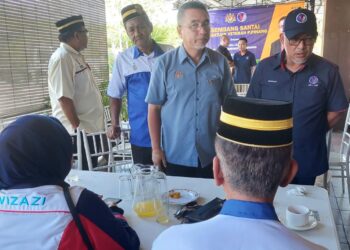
[0, 0, 109, 118]
[323, 0, 350, 129]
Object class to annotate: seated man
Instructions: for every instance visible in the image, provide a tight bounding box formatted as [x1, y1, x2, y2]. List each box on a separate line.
[0, 115, 140, 250]
[153, 96, 325, 250]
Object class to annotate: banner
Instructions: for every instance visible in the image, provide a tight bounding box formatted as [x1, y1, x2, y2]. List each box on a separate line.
[208, 2, 304, 61]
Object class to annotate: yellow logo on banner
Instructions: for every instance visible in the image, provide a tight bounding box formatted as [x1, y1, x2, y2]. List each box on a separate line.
[225, 13, 236, 23]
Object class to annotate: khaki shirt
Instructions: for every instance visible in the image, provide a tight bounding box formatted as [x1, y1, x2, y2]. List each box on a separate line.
[48, 43, 104, 134]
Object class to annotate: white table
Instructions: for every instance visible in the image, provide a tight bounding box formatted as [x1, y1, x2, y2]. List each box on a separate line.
[68, 170, 340, 250]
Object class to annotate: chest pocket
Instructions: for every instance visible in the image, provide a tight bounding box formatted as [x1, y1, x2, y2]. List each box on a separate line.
[260, 77, 293, 102]
[295, 77, 327, 109]
[74, 67, 90, 94]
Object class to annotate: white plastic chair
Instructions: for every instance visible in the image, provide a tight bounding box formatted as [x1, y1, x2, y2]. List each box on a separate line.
[81, 130, 131, 172]
[71, 128, 82, 170]
[104, 106, 112, 130]
[234, 83, 250, 97]
[328, 106, 350, 199]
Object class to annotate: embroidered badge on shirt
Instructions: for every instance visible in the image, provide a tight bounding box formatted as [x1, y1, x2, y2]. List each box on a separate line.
[308, 75, 319, 86]
[208, 76, 220, 85]
[175, 71, 183, 79]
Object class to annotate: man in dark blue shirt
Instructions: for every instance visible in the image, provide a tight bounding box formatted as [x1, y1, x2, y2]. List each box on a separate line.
[247, 8, 348, 185]
[233, 37, 256, 83]
[216, 35, 234, 68]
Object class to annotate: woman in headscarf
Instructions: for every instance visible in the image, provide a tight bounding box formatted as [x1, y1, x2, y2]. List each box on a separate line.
[0, 115, 140, 250]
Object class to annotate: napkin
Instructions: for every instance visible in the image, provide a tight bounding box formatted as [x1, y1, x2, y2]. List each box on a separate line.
[287, 186, 306, 196]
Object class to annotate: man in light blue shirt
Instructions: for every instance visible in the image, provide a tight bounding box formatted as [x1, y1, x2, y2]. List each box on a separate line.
[146, 1, 234, 178]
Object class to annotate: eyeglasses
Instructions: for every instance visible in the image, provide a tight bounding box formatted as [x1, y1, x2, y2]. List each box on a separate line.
[288, 36, 314, 46]
[182, 21, 210, 31]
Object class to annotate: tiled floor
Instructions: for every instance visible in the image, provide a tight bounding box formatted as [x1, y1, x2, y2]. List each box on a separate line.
[327, 132, 350, 250]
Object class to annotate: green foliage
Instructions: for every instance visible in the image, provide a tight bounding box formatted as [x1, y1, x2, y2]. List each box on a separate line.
[99, 81, 128, 121]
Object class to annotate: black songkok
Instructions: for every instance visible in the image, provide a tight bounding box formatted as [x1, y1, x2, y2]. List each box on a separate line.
[217, 96, 293, 148]
[55, 15, 85, 33]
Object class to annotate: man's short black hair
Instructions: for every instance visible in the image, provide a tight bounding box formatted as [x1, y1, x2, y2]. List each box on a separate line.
[238, 37, 248, 43]
[58, 26, 83, 43]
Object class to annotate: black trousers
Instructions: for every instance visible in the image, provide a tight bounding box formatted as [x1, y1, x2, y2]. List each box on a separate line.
[290, 176, 316, 185]
[131, 144, 153, 165]
[165, 159, 213, 179]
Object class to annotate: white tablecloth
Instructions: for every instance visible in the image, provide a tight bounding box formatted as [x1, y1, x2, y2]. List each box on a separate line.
[68, 170, 339, 250]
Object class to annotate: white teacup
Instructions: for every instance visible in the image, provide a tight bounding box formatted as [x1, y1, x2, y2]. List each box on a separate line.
[286, 205, 310, 227]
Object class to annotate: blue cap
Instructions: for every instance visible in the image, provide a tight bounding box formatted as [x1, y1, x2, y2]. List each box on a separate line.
[284, 8, 317, 39]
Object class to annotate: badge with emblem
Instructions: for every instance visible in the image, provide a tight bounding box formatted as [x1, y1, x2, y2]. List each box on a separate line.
[175, 71, 183, 79]
[296, 13, 307, 23]
[208, 76, 219, 85]
[308, 75, 319, 87]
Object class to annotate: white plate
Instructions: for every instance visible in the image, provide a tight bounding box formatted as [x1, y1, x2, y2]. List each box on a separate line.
[281, 215, 318, 231]
[167, 189, 199, 205]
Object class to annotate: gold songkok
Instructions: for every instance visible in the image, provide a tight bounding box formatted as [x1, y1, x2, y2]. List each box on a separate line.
[121, 4, 148, 24]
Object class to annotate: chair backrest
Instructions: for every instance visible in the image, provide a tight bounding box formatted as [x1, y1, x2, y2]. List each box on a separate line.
[71, 128, 82, 170]
[104, 106, 111, 130]
[234, 83, 249, 97]
[81, 130, 132, 171]
[82, 130, 114, 171]
[109, 137, 133, 163]
[340, 106, 350, 160]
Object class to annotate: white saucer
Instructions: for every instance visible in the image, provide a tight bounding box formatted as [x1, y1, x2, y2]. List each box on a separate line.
[283, 216, 318, 231]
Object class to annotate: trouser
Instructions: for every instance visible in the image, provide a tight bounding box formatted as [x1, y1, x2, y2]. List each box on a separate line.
[290, 176, 316, 185]
[131, 144, 153, 165]
[165, 159, 213, 179]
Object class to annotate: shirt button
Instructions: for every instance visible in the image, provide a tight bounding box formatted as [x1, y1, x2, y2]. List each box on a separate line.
[196, 98, 199, 101]
[196, 82, 199, 85]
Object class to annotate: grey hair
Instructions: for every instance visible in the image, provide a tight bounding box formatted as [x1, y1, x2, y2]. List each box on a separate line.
[177, 1, 208, 25]
[215, 136, 292, 198]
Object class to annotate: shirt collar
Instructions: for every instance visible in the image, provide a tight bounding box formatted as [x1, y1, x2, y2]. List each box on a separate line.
[220, 199, 279, 221]
[133, 40, 164, 59]
[178, 45, 211, 65]
[61, 42, 80, 55]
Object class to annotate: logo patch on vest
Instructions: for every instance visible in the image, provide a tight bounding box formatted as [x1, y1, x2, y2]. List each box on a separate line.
[0, 195, 46, 206]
